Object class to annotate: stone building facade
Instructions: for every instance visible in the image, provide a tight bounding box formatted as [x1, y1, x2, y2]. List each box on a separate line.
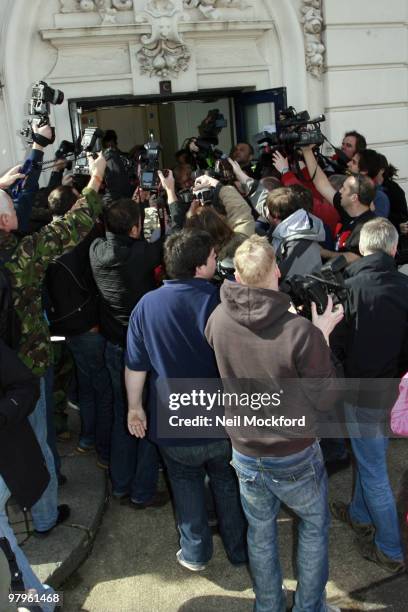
[0, 0, 406, 190]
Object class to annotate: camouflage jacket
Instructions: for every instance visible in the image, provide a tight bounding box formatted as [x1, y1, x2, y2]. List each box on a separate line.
[0, 188, 102, 377]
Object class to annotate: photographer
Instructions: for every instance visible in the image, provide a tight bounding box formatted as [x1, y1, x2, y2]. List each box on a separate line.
[330, 218, 407, 574]
[205, 235, 343, 612]
[264, 186, 325, 279]
[272, 150, 341, 238]
[0, 124, 55, 235]
[302, 146, 376, 263]
[157, 167, 254, 237]
[0, 132, 106, 536]
[89, 198, 168, 508]
[347, 149, 390, 218]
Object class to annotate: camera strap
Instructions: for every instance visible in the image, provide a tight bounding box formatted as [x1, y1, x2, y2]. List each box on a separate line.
[0, 537, 25, 593]
[32, 128, 55, 147]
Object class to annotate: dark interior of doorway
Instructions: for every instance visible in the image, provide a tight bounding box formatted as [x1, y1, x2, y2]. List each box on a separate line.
[70, 88, 246, 168]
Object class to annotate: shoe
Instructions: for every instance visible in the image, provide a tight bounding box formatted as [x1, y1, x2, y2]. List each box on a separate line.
[57, 431, 71, 442]
[128, 490, 170, 510]
[57, 473, 67, 486]
[96, 458, 109, 470]
[113, 492, 129, 503]
[358, 540, 406, 574]
[330, 501, 375, 543]
[34, 504, 71, 537]
[326, 605, 341, 612]
[176, 549, 207, 572]
[76, 444, 95, 455]
[325, 456, 351, 477]
[67, 400, 80, 411]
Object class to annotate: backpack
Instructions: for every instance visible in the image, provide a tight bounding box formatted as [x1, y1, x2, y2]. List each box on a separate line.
[0, 250, 21, 350]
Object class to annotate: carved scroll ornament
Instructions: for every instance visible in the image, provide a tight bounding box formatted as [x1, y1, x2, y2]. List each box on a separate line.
[300, 0, 325, 79]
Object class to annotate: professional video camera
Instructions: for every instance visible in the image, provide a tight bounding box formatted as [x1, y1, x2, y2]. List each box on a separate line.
[73, 128, 104, 175]
[20, 81, 64, 142]
[256, 106, 325, 152]
[281, 255, 349, 320]
[138, 131, 162, 191]
[192, 109, 227, 167]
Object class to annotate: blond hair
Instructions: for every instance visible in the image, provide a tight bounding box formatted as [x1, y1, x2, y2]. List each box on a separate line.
[234, 235, 276, 286]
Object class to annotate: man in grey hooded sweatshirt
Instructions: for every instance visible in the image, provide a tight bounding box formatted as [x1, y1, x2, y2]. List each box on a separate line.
[205, 235, 343, 612]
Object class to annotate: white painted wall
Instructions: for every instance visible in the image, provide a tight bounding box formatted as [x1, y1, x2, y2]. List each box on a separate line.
[322, 0, 408, 191]
[0, 0, 406, 196]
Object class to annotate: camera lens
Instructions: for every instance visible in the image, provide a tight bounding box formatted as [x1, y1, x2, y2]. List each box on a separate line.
[52, 88, 64, 105]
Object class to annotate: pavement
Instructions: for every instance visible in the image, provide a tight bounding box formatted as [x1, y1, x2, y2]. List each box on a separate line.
[8, 409, 408, 611]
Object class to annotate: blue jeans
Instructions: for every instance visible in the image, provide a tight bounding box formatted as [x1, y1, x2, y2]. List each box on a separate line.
[0, 475, 55, 611]
[345, 405, 403, 561]
[67, 332, 113, 462]
[161, 440, 247, 565]
[44, 367, 61, 476]
[105, 342, 159, 502]
[29, 379, 58, 532]
[232, 442, 329, 612]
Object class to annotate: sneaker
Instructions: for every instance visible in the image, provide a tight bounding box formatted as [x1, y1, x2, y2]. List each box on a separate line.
[176, 549, 207, 572]
[76, 443, 95, 455]
[67, 400, 80, 411]
[358, 540, 406, 574]
[128, 490, 170, 510]
[330, 501, 375, 543]
[326, 605, 341, 612]
[96, 458, 109, 470]
[34, 504, 71, 538]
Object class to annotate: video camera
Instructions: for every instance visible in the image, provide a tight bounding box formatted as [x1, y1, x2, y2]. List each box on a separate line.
[192, 109, 227, 168]
[139, 131, 162, 191]
[281, 255, 349, 320]
[20, 81, 64, 143]
[256, 106, 325, 152]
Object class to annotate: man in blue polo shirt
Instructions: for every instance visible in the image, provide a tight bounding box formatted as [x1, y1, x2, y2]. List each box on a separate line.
[125, 229, 247, 572]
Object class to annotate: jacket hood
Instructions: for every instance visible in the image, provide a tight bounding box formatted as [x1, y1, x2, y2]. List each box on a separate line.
[272, 210, 326, 251]
[220, 280, 291, 331]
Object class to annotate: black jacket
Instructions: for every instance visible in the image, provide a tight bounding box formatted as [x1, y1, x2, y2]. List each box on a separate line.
[0, 340, 49, 509]
[384, 179, 408, 231]
[45, 223, 102, 337]
[336, 253, 408, 409]
[90, 232, 163, 346]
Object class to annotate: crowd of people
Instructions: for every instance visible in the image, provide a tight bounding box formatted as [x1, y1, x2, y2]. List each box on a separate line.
[0, 121, 407, 611]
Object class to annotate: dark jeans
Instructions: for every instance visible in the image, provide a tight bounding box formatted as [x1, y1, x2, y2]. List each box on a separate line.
[161, 440, 247, 565]
[67, 332, 113, 463]
[105, 341, 159, 502]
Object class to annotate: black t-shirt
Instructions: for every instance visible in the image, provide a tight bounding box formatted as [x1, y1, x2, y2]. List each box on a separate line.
[333, 191, 376, 255]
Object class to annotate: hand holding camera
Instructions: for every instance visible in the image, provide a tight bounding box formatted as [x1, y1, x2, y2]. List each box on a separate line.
[272, 151, 290, 175]
[311, 295, 344, 344]
[158, 169, 175, 192]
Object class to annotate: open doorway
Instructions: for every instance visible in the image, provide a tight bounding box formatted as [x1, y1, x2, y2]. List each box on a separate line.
[77, 97, 235, 168]
[69, 87, 287, 168]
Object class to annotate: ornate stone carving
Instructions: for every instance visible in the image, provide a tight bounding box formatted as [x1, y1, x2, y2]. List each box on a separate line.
[60, 0, 133, 21]
[182, 0, 248, 20]
[136, 1, 191, 78]
[300, 0, 325, 79]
